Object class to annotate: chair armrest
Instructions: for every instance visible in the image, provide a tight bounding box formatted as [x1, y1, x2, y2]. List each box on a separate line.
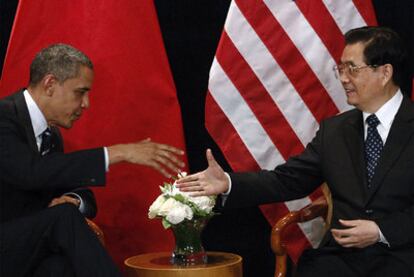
[85, 218, 105, 246]
[271, 196, 328, 277]
[271, 197, 328, 254]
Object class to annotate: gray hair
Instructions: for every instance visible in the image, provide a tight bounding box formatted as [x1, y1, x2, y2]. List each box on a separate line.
[29, 43, 93, 85]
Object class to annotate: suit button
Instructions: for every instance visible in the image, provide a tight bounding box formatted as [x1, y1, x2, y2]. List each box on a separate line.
[365, 209, 373, 214]
[91, 178, 96, 183]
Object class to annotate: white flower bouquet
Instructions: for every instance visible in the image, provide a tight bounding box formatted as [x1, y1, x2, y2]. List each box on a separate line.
[148, 172, 216, 228]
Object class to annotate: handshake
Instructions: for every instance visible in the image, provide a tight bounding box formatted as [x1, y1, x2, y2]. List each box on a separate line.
[109, 141, 230, 197]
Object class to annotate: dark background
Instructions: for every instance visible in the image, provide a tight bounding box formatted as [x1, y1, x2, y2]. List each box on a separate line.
[1, 1, 412, 276]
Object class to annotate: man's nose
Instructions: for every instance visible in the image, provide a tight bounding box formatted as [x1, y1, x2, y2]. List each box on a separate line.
[81, 93, 90, 109]
[339, 71, 350, 84]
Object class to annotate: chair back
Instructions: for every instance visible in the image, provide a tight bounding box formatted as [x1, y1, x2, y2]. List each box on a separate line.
[271, 183, 332, 277]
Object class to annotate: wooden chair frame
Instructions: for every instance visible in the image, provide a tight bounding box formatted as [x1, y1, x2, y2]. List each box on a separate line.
[271, 184, 332, 277]
[86, 218, 105, 246]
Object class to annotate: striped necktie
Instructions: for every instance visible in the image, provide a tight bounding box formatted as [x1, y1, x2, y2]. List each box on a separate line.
[40, 127, 55, 156]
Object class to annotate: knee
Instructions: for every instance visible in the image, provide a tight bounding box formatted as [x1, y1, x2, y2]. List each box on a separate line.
[33, 254, 75, 277]
[50, 203, 83, 221]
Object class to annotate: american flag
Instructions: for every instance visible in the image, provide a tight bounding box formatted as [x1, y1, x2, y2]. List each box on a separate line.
[205, 0, 377, 262]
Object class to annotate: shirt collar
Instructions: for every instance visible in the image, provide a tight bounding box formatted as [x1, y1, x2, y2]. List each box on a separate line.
[362, 89, 403, 130]
[23, 89, 48, 138]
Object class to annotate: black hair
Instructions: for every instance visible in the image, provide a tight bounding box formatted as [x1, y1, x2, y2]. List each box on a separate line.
[345, 26, 407, 87]
[29, 43, 93, 85]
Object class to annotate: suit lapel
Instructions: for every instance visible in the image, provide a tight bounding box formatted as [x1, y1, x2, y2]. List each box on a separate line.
[366, 97, 414, 203]
[14, 90, 39, 153]
[343, 110, 368, 195]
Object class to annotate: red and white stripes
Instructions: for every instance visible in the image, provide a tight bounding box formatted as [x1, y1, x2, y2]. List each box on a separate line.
[206, 0, 376, 261]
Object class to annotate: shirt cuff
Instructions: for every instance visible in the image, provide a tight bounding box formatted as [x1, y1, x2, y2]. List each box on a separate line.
[64, 192, 85, 213]
[378, 226, 390, 247]
[222, 173, 232, 195]
[220, 173, 232, 206]
[103, 147, 109, 172]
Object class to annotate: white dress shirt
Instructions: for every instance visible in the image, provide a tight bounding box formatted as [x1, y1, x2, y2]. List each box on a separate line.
[23, 90, 87, 212]
[362, 90, 403, 143]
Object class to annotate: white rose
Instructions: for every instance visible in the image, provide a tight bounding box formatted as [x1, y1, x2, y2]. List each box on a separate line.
[168, 183, 215, 214]
[148, 195, 166, 219]
[168, 183, 194, 202]
[189, 196, 215, 213]
[158, 198, 179, 217]
[166, 202, 193, 224]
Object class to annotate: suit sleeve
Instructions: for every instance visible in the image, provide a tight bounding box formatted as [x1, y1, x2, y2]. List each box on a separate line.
[375, 207, 414, 248]
[224, 123, 326, 209]
[0, 106, 106, 191]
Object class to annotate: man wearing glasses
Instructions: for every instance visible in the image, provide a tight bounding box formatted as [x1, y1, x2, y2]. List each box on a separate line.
[176, 26, 412, 276]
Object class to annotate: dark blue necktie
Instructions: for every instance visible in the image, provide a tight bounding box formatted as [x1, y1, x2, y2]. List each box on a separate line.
[364, 114, 383, 186]
[40, 128, 55, 156]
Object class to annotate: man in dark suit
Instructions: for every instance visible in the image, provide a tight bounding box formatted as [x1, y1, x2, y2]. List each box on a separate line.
[176, 26, 412, 276]
[0, 44, 185, 277]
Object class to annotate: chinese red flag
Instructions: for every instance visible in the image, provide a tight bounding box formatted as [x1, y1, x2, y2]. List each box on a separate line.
[0, 0, 187, 268]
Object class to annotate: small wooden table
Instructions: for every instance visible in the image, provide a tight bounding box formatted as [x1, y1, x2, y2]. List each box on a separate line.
[124, 251, 242, 277]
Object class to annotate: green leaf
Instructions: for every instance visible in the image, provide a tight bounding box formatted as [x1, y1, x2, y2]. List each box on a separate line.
[162, 218, 172, 229]
[173, 194, 186, 203]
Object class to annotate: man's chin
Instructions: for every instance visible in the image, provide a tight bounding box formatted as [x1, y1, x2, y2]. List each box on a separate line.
[65, 117, 80, 128]
[59, 121, 74, 129]
[346, 95, 358, 106]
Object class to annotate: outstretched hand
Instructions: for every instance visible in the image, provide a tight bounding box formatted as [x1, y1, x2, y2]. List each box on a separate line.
[175, 149, 229, 196]
[331, 219, 380, 248]
[108, 138, 185, 178]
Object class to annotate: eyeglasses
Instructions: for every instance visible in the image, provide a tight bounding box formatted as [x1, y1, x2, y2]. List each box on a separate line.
[333, 63, 379, 79]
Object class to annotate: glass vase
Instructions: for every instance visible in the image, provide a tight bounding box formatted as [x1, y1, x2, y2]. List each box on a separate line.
[170, 218, 208, 265]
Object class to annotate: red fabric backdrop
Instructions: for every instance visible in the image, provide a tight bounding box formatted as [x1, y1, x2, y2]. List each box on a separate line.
[0, 0, 188, 269]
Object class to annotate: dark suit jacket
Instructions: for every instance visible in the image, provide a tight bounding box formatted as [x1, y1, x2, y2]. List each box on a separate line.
[226, 97, 414, 268]
[0, 90, 106, 223]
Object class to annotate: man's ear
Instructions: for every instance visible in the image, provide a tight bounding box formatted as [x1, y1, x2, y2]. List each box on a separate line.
[42, 74, 57, 96]
[381, 64, 393, 86]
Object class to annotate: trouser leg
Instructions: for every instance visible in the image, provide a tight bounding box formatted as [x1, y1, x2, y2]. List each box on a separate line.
[1, 204, 120, 277]
[296, 249, 359, 277]
[33, 254, 75, 277]
[367, 252, 412, 277]
[297, 245, 413, 277]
